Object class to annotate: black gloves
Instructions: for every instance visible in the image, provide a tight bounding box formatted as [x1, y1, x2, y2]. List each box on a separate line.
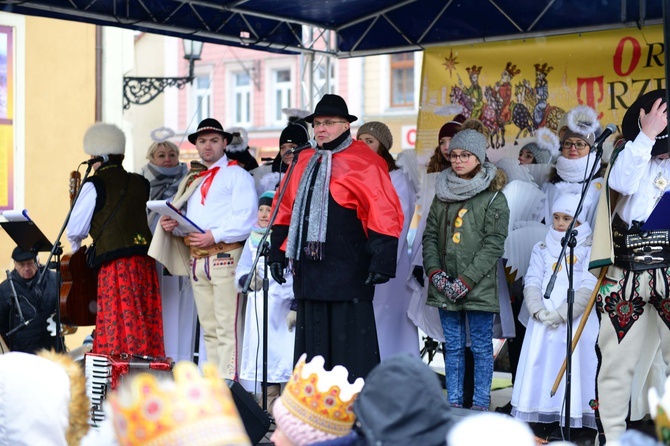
[412, 266, 425, 287]
[365, 272, 391, 286]
[269, 262, 286, 284]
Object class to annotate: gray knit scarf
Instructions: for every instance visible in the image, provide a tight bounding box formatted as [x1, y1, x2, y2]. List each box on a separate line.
[435, 162, 497, 202]
[286, 135, 351, 261]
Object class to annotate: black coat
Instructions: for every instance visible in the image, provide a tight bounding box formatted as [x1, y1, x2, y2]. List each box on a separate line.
[0, 269, 59, 353]
[271, 192, 397, 302]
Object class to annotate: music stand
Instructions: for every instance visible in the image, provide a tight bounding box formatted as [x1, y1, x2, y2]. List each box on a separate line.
[0, 219, 53, 255]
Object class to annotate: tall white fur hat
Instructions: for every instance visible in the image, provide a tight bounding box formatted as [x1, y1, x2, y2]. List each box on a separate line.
[84, 122, 126, 156]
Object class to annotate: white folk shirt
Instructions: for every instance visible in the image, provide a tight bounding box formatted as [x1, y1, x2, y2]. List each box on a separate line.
[184, 155, 257, 244]
[66, 182, 97, 252]
[610, 132, 670, 227]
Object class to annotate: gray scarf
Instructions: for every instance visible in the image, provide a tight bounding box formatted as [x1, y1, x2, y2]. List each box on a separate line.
[286, 135, 351, 261]
[435, 162, 497, 202]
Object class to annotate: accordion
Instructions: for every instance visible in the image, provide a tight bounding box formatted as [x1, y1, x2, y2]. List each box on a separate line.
[85, 352, 174, 427]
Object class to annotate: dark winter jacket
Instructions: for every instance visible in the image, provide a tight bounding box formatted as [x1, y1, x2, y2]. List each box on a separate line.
[0, 269, 59, 353]
[423, 169, 509, 313]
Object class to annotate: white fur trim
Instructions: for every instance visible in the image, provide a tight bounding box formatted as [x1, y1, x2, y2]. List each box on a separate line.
[535, 127, 560, 158]
[282, 108, 312, 119]
[83, 123, 125, 156]
[227, 127, 249, 153]
[566, 105, 600, 136]
[150, 126, 175, 143]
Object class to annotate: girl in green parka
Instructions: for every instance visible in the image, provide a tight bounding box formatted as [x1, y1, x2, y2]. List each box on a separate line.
[422, 128, 510, 410]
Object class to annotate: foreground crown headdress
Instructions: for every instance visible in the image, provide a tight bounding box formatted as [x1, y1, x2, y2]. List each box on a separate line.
[276, 354, 364, 440]
[109, 361, 251, 446]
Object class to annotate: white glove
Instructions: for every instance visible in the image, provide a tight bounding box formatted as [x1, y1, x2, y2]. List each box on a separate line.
[557, 287, 592, 320]
[247, 272, 262, 291]
[286, 310, 297, 332]
[523, 286, 545, 319]
[536, 310, 563, 328]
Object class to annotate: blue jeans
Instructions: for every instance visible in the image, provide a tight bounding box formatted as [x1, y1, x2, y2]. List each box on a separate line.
[439, 309, 494, 408]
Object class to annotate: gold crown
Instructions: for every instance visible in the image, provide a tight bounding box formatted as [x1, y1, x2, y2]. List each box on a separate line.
[534, 62, 553, 75]
[466, 65, 482, 76]
[108, 361, 251, 446]
[282, 354, 365, 437]
[504, 62, 521, 77]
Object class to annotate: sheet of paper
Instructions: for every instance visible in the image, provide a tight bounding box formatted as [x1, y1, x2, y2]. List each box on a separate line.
[2, 209, 31, 222]
[146, 200, 205, 234]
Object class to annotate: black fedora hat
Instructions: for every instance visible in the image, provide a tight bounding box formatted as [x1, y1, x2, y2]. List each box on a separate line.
[622, 89, 669, 156]
[188, 118, 233, 145]
[304, 94, 358, 124]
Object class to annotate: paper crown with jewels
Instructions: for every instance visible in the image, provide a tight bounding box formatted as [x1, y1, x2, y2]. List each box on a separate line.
[108, 361, 251, 446]
[466, 65, 482, 76]
[275, 354, 364, 441]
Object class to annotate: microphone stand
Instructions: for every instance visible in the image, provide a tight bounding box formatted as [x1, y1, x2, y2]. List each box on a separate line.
[543, 145, 604, 442]
[36, 162, 95, 353]
[242, 149, 302, 414]
[5, 270, 33, 338]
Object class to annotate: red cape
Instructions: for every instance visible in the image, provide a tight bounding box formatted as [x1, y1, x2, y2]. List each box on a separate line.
[273, 139, 403, 248]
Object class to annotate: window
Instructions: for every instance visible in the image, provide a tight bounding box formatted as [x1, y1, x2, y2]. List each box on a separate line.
[390, 53, 414, 107]
[315, 62, 335, 96]
[234, 71, 252, 125]
[272, 69, 292, 123]
[192, 75, 212, 125]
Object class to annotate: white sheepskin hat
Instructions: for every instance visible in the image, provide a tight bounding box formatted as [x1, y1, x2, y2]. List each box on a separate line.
[83, 122, 126, 156]
[226, 127, 249, 153]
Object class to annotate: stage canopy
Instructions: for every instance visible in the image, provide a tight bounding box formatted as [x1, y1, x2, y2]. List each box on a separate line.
[0, 0, 664, 58]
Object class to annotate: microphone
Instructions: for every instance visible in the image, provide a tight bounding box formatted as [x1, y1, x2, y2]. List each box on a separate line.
[289, 139, 317, 154]
[591, 123, 617, 151]
[82, 155, 109, 165]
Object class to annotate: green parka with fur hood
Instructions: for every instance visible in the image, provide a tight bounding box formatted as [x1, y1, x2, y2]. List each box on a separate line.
[422, 168, 509, 313]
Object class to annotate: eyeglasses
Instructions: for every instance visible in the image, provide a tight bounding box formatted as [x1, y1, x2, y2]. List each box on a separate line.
[448, 152, 473, 163]
[562, 140, 590, 151]
[312, 120, 347, 128]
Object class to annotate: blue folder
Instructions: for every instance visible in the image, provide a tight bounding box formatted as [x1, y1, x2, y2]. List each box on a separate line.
[642, 191, 670, 230]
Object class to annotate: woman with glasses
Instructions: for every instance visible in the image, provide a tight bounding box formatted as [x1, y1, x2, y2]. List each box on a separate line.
[541, 105, 604, 228]
[423, 129, 510, 411]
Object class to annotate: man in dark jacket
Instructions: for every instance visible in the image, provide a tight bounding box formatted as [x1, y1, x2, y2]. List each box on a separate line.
[0, 247, 59, 353]
[269, 94, 404, 380]
[310, 354, 454, 446]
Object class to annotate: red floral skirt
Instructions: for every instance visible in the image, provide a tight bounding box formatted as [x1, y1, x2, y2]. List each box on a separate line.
[93, 255, 165, 357]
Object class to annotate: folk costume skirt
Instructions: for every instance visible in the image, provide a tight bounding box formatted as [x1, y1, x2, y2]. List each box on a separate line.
[93, 255, 165, 357]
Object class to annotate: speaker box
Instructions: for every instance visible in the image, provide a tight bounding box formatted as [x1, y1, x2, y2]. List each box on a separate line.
[226, 379, 272, 445]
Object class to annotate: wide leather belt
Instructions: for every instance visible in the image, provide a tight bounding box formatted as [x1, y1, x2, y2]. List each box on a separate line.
[612, 214, 670, 271]
[183, 236, 243, 259]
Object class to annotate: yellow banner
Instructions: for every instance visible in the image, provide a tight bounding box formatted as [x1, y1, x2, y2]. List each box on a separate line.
[417, 25, 665, 159]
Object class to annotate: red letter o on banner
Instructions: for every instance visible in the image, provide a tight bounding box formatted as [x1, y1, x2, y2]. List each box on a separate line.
[613, 36, 641, 77]
[406, 128, 416, 147]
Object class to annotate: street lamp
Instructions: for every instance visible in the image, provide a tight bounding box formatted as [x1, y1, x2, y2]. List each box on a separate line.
[123, 39, 204, 109]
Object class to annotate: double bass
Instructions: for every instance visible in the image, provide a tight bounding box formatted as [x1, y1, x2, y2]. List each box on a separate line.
[59, 171, 98, 326]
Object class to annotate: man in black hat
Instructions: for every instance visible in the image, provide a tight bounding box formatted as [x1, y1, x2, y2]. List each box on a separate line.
[590, 90, 670, 443]
[268, 94, 404, 380]
[153, 118, 257, 379]
[0, 247, 60, 353]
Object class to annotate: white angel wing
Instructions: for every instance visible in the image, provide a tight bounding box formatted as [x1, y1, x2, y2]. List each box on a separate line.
[503, 222, 548, 283]
[502, 180, 546, 231]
